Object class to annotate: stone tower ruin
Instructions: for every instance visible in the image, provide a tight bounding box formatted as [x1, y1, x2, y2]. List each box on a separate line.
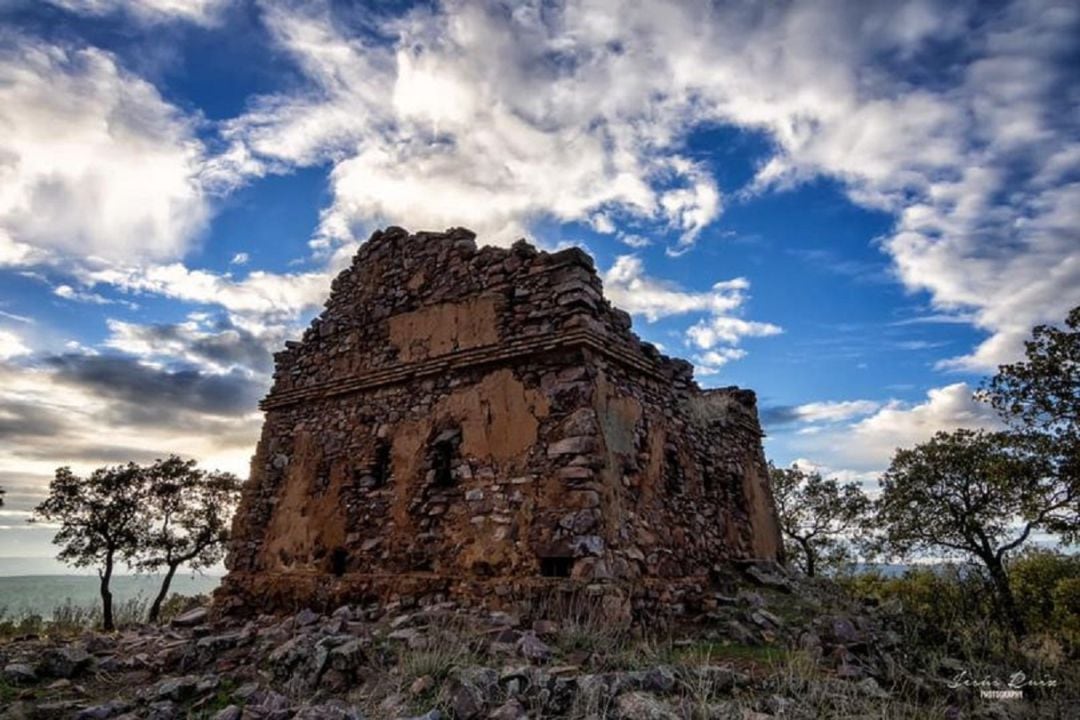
[219, 227, 783, 614]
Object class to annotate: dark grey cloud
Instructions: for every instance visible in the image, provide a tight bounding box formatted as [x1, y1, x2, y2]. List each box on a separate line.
[759, 405, 798, 429]
[189, 321, 274, 373]
[45, 353, 264, 418]
[110, 317, 274, 373]
[0, 400, 66, 439]
[10, 443, 171, 465]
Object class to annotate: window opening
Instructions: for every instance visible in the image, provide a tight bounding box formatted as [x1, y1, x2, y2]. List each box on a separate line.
[433, 439, 455, 487]
[540, 556, 573, 578]
[372, 439, 392, 488]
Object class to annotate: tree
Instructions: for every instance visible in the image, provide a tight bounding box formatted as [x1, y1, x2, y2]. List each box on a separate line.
[33, 464, 147, 631]
[140, 456, 241, 623]
[875, 429, 1060, 636]
[977, 304, 1079, 543]
[769, 463, 871, 577]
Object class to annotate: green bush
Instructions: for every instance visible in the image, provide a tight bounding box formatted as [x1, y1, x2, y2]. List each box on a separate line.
[841, 565, 1006, 660]
[842, 556, 1080, 663]
[1008, 549, 1080, 640]
[1050, 576, 1080, 648]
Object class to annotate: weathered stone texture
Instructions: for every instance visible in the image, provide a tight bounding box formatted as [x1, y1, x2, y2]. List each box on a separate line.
[218, 226, 784, 614]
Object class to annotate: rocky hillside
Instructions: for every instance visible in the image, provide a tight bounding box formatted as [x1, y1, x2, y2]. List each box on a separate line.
[0, 565, 1072, 719]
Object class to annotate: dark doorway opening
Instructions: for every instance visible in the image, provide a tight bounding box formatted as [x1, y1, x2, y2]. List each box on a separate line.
[665, 447, 684, 494]
[372, 439, 392, 487]
[433, 439, 455, 487]
[540, 556, 573, 578]
[330, 547, 348, 577]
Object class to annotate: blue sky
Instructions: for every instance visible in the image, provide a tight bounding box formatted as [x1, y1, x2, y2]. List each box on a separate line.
[0, 0, 1077, 567]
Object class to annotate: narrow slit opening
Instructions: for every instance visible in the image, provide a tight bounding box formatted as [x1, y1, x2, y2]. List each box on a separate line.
[665, 447, 684, 494]
[329, 547, 348, 577]
[373, 439, 392, 487]
[433, 440, 455, 487]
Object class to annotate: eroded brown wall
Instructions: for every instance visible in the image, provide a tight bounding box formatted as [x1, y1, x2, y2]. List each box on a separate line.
[221, 228, 784, 614]
[259, 431, 348, 572]
[388, 296, 500, 362]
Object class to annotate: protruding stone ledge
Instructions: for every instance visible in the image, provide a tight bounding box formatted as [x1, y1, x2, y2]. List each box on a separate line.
[261, 327, 667, 411]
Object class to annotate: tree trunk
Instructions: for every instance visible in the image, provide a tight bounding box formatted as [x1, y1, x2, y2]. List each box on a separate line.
[148, 563, 179, 624]
[799, 538, 817, 577]
[100, 553, 115, 632]
[985, 555, 1025, 637]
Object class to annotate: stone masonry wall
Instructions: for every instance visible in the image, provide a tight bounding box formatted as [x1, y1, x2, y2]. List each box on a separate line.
[218, 227, 783, 616]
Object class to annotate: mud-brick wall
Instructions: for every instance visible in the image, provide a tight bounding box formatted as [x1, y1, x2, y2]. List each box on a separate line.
[229, 350, 619, 581]
[221, 227, 783, 611]
[266, 226, 611, 395]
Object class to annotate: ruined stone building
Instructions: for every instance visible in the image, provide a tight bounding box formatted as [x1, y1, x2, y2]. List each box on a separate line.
[219, 227, 783, 614]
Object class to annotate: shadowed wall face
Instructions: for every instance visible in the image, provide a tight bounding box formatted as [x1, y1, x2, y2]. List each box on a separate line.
[219, 227, 783, 613]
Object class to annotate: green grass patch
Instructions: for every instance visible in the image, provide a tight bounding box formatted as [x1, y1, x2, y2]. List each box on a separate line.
[0, 677, 42, 704]
[671, 640, 791, 666]
[195, 677, 239, 717]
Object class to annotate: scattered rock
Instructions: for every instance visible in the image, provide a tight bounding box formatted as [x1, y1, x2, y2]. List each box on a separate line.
[170, 607, 209, 627]
[403, 712, 443, 720]
[150, 675, 198, 702]
[835, 661, 864, 680]
[3, 663, 36, 684]
[744, 564, 792, 592]
[293, 700, 363, 719]
[741, 711, 775, 720]
[410, 675, 435, 696]
[196, 633, 241, 654]
[450, 682, 484, 720]
[144, 700, 178, 720]
[488, 698, 528, 720]
[614, 691, 679, 720]
[41, 646, 93, 679]
[827, 617, 862, 646]
[726, 620, 760, 645]
[856, 677, 890, 699]
[642, 665, 677, 694]
[74, 700, 132, 720]
[516, 632, 553, 662]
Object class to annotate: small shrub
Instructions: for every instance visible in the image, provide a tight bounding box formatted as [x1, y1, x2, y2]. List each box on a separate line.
[50, 599, 100, 634]
[532, 590, 630, 665]
[840, 564, 1008, 660]
[0, 610, 45, 639]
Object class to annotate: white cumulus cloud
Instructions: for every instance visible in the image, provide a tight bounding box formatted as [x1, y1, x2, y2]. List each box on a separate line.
[82, 263, 333, 327]
[599, 254, 779, 375]
[786, 383, 1002, 473]
[0, 330, 31, 361]
[0, 37, 210, 266]
[210, 0, 1078, 371]
[791, 400, 882, 424]
[46, 0, 230, 26]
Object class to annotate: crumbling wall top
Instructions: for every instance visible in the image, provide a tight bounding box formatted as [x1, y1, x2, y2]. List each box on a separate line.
[263, 227, 699, 409]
